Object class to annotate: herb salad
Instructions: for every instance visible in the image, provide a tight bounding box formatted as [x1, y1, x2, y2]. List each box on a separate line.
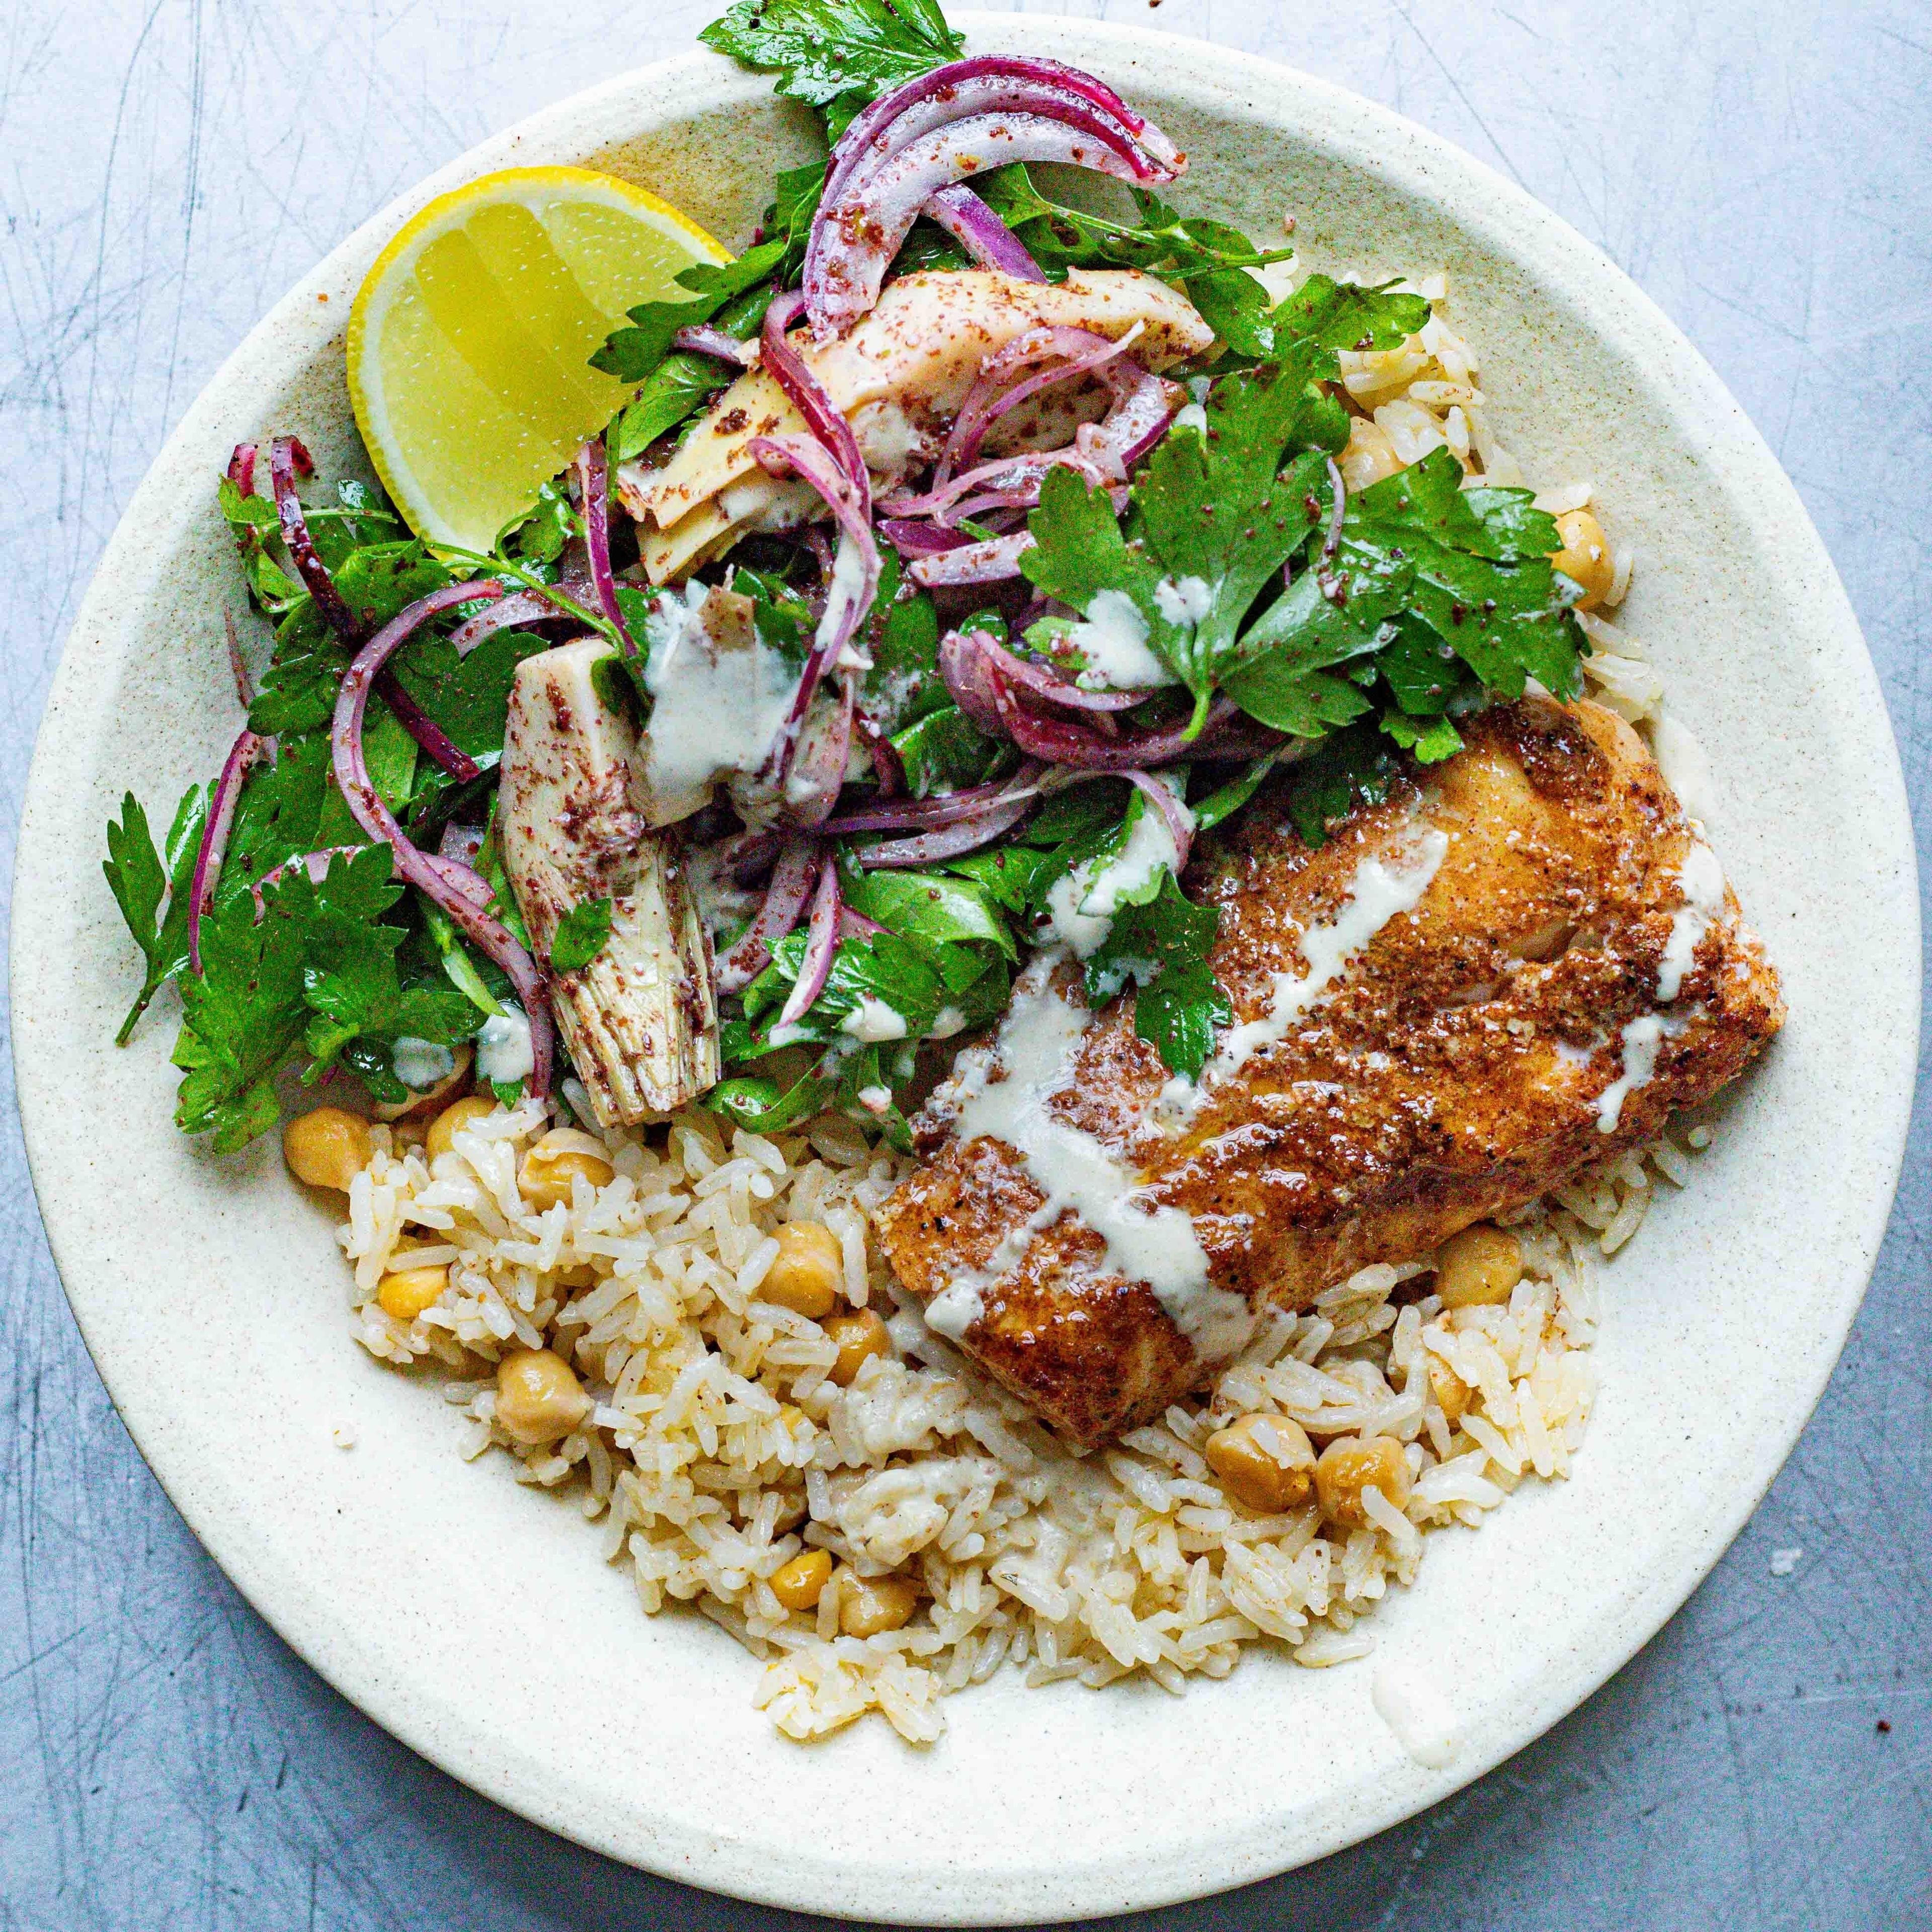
[103, 0, 1589, 1157]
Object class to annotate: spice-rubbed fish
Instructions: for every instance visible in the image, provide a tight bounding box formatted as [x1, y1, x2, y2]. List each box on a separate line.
[617, 267, 1214, 582]
[875, 697, 1785, 1448]
[499, 640, 720, 1126]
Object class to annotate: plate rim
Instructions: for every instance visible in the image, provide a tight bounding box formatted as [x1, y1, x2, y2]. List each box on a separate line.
[11, 14, 1921, 1919]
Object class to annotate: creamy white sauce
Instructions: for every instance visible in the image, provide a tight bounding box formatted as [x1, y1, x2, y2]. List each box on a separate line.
[1170, 401, 1209, 438]
[1656, 840, 1727, 1003]
[840, 996, 909, 1043]
[391, 1037, 455, 1091]
[1066, 588, 1177, 690]
[476, 1008, 535, 1085]
[827, 537, 875, 672]
[1595, 1012, 1686, 1133]
[929, 1005, 969, 1038]
[1153, 573, 1214, 627]
[1043, 780, 1190, 959]
[640, 584, 795, 811]
[1166, 827, 1449, 1117]
[1371, 1662, 1461, 1769]
[925, 969, 1253, 1359]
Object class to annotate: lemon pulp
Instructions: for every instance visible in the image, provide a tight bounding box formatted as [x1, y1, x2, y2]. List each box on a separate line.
[348, 167, 729, 554]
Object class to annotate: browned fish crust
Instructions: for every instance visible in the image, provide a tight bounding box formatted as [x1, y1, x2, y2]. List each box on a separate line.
[875, 698, 1785, 1448]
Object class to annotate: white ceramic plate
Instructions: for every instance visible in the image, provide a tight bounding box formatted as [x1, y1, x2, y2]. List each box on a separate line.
[12, 17, 1920, 1922]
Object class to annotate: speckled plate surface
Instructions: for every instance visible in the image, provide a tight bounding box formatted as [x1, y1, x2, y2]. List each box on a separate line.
[10, 17, 1919, 1922]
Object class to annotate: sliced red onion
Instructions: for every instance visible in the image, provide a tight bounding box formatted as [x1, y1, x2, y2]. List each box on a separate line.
[941, 325, 1134, 484]
[376, 674, 482, 784]
[748, 433, 879, 785]
[761, 291, 868, 503]
[854, 793, 1038, 868]
[878, 517, 969, 557]
[854, 710, 904, 797]
[574, 438, 634, 656]
[420, 852, 497, 910]
[226, 442, 258, 497]
[268, 434, 480, 780]
[825, 57, 1177, 217]
[269, 437, 357, 643]
[838, 908, 888, 941]
[809, 112, 1166, 339]
[448, 588, 556, 657]
[909, 532, 1037, 586]
[329, 580, 555, 1096]
[1077, 362, 1180, 478]
[924, 184, 1046, 281]
[721, 827, 784, 886]
[250, 844, 366, 917]
[882, 448, 1108, 524]
[938, 624, 1007, 735]
[777, 859, 843, 1026]
[669, 324, 760, 367]
[821, 762, 1043, 835]
[717, 840, 820, 995]
[941, 625, 1153, 715]
[224, 610, 255, 708]
[785, 672, 859, 827]
[991, 673, 1251, 771]
[1124, 770, 1195, 871]
[187, 728, 272, 971]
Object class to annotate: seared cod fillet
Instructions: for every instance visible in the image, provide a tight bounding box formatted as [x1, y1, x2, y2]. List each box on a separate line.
[617, 267, 1214, 582]
[876, 698, 1785, 1447]
[500, 640, 719, 1126]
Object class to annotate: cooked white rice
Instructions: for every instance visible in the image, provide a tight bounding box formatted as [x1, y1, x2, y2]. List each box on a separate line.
[338, 272, 1692, 1744]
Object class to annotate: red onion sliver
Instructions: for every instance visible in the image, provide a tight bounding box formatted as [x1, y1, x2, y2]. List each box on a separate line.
[821, 762, 1043, 835]
[419, 851, 497, 910]
[226, 442, 257, 497]
[877, 517, 969, 557]
[809, 112, 1161, 339]
[909, 533, 1038, 587]
[777, 860, 842, 1026]
[855, 793, 1038, 868]
[329, 580, 554, 1096]
[761, 291, 868, 503]
[838, 908, 889, 941]
[941, 325, 1132, 484]
[747, 433, 879, 786]
[1077, 361, 1180, 478]
[923, 184, 1046, 281]
[376, 673, 482, 784]
[716, 840, 820, 995]
[574, 438, 634, 656]
[669, 324, 760, 367]
[1123, 770, 1195, 872]
[938, 625, 1008, 735]
[882, 448, 1108, 524]
[991, 670, 1250, 771]
[187, 729, 272, 972]
[448, 588, 556, 657]
[270, 437, 357, 643]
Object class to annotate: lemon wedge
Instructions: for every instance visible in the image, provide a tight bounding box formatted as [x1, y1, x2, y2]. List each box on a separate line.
[347, 166, 730, 554]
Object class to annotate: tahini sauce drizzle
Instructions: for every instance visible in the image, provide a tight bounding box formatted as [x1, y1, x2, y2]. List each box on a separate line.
[924, 964, 1252, 1359]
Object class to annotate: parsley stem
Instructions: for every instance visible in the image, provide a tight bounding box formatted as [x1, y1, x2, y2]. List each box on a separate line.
[429, 544, 622, 648]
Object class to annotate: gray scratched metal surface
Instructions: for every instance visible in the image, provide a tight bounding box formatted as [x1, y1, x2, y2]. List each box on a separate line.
[2, 0, 1927, 1924]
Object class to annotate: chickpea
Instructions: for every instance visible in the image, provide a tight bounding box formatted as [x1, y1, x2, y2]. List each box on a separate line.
[760, 1220, 843, 1318]
[1435, 1224, 1523, 1309]
[1203, 1413, 1316, 1513]
[283, 1107, 373, 1191]
[1339, 417, 1402, 492]
[1315, 1435, 1413, 1530]
[838, 1571, 920, 1638]
[822, 1309, 890, 1387]
[427, 1094, 497, 1161]
[518, 1130, 615, 1211]
[1427, 1358, 1472, 1424]
[770, 1549, 833, 1612]
[378, 1264, 448, 1322]
[1553, 507, 1615, 609]
[494, 1348, 592, 1445]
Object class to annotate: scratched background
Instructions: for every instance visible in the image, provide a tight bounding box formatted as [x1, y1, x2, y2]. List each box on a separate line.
[2, 0, 1928, 1925]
